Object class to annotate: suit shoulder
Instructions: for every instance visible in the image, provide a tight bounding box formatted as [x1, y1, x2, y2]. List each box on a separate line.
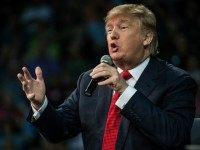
[152, 57, 198, 95]
[153, 57, 197, 88]
[81, 69, 92, 79]
[76, 69, 92, 86]
[156, 57, 191, 79]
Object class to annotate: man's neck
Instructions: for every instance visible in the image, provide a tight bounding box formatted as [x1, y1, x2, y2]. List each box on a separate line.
[115, 55, 150, 70]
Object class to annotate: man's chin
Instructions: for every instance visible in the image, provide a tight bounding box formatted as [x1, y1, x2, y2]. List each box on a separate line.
[110, 54, 123, 62]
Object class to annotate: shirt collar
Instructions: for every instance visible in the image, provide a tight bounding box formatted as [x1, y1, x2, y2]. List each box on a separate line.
[118, 57, 150, 81]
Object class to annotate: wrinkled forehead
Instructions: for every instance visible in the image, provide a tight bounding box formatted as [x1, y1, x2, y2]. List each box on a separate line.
[105, 6, 138, 22]
[105, 14, 140, 27]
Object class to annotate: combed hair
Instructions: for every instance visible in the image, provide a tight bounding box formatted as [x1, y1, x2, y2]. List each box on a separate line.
[105, 4, 158, 55]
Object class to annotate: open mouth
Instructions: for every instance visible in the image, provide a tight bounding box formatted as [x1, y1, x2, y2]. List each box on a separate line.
[110, 43, 119, 52]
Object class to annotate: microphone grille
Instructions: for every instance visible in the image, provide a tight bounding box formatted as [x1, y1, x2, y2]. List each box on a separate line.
[100, 55, 113, 66]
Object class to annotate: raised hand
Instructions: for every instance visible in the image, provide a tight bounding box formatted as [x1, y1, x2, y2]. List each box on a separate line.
[17, 66, 46, 110]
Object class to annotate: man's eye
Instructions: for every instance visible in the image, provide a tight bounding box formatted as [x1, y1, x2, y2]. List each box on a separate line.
[120, 26, 128, 30]
[106, 29, 112, 34]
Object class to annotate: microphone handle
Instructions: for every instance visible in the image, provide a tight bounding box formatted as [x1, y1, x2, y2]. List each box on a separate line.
[84, 77, 105, 96]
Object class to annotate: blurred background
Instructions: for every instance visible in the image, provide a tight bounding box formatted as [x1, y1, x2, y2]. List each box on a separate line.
[0, 0, 199, 149]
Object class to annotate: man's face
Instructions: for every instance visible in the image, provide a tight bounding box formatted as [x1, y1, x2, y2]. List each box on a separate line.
[106, 15, 148, 68]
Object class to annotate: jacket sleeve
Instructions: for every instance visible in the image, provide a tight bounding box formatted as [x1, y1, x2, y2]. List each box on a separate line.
[121, 75, 197, 149]
[26, 73, 84, 143]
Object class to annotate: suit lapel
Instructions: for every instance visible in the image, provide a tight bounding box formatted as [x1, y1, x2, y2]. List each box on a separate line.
[134, 57, 159, 99]
[95, 85, 113, 140]
[117, 57, 161, 149]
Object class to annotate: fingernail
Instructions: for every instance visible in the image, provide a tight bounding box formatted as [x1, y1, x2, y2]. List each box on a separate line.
[22, 67, 26, 71]
[36, 66, 42, 71]
[98, 82, 102, 85]
[90, 72, 93, 76]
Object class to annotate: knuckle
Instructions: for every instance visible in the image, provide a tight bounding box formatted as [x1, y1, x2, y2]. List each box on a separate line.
[101, 63, 108, 68]
[103, 70, 107, 75]
[113, 75, 118, 82]
[99, 63, 104, 67]
[111, 67, 115, 71]
[22, 81, 26, 86]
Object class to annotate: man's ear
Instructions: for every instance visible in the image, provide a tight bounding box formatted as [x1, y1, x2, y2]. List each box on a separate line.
[143, 31, 154, 47]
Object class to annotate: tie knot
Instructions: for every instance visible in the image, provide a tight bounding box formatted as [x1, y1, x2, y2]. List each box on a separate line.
[120, 70, 132, 80]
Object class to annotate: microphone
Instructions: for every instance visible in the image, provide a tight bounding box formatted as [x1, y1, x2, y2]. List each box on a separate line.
[84, 55, 114, 96]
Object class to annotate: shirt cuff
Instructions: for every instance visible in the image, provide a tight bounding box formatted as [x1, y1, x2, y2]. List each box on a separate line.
[31, 96, 48, 120]
[115, 86, 137, 109]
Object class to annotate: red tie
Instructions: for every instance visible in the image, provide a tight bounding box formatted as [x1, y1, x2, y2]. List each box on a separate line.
[102, 70, 132, 150]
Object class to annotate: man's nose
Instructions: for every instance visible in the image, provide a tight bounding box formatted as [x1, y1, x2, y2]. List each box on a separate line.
[110, 28, 119, 40]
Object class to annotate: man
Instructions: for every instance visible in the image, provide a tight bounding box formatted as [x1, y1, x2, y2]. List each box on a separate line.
[17, 4, 197, 150]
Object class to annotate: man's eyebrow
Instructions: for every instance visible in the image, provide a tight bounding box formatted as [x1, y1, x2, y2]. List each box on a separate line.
[118, 19, 130, 23]
[105, 23, 113, 29]
[106, 19, 130, 28]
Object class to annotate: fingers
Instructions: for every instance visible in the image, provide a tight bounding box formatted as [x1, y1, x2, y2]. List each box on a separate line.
[35, 66, 43, 81]
[90, 63, 113, 77]
[98, 77, 114, 86]
[17, 73, 25, 84]
[90, 62, 119, 85]
[22, 67, 33, 81]
[17, 67, 33, 93]
[17, 66, 45, 102]
[90, 62, 128, 92]
[27, 93, 35, 100]
[91, 70, 110, 79]
[17, 76, 29, 92]
[98, 75, 128, 93]
[17, 73, 28, 91]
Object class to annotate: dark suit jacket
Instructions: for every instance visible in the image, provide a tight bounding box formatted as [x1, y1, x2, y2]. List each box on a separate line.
[27, 57, 197, 150]
[191, 118, 200, 145]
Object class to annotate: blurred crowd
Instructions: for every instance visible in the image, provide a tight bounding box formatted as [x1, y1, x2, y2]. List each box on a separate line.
[0, 0, 199, 149]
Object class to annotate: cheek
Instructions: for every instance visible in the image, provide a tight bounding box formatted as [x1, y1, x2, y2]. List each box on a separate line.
[107, 37, 111, 48]
[123, 41, 143, 58]
[106, 35, 109, 42]
[122, 38, 136, 52]
[126, 35, 143, 50]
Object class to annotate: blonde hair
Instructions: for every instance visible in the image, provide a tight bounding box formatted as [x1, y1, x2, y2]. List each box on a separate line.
[105, 4, 158, 55]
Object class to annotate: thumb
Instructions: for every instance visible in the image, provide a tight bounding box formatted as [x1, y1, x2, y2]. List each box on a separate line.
[35, 66, 43, 81]
[27, 93, 35, 100]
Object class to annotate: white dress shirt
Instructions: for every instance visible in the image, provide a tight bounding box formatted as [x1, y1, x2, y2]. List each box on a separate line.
[32, 57, 150, 119]
[115, 57, 150, 109]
